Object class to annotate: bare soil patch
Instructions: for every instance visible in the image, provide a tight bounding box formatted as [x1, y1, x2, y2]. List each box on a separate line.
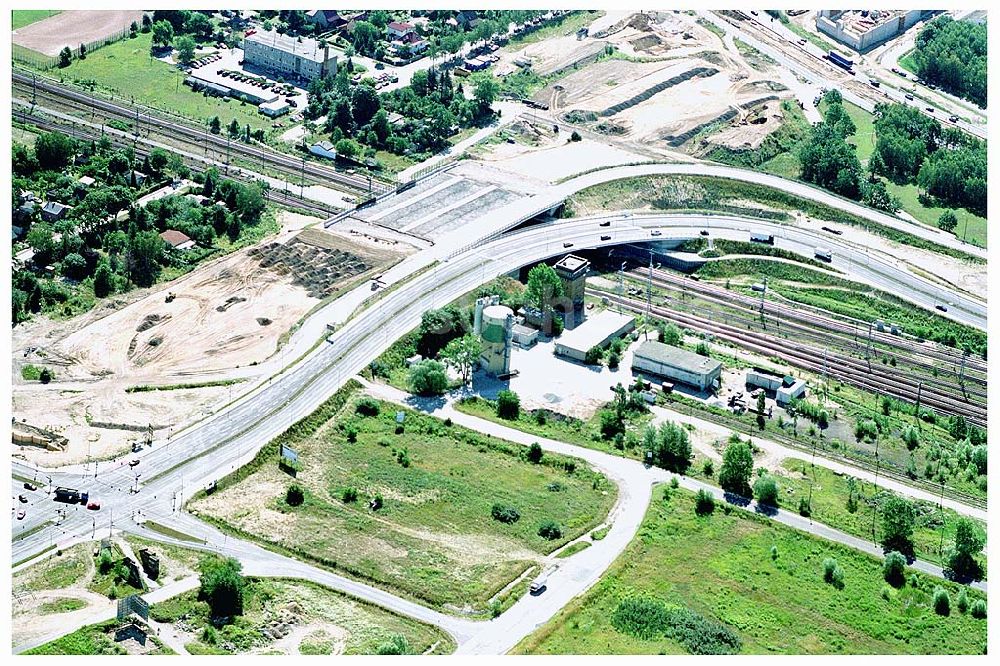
[11, 214, 404, 467]
[12, 10, 143, 57]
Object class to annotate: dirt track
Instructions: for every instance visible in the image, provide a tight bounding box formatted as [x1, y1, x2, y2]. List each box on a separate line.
[12, 10, 144, 56]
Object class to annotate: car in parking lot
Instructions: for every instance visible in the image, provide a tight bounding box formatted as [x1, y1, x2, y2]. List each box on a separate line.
[23, 482, 37, 491]
[16, 509, 25, 520]
[600, 235, 611, 241]
[87, 500, 101, 510]
[599, 221, 611, 227]
[650, 230, 662, 236]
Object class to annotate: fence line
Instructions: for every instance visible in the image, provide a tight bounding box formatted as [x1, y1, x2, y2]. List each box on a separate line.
[13, 25, 131, 70]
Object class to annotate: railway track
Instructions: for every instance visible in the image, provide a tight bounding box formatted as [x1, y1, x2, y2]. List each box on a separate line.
[629, 268, 987, 392]
[14, 107, 338, 218]
[12, 70, 393, 196]
[602, 289, 986, 427]
[634, 276, 988, 406]
[633, 265, 986, 374]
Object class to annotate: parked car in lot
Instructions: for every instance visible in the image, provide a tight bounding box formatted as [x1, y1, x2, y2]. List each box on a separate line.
[16, 509, 25, 520]
[650, 230, 662, 236]
[87, 500, 101, 511]
[600, 235, 611, 241]
[23, 482, 37, 491]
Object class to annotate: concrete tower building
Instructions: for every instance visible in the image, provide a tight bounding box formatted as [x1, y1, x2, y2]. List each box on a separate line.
[553, 254, 590, 329]
[479, 303, 514, 377]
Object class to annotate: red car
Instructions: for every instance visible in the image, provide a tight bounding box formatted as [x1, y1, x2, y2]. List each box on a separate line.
[87, 501, 101, 511]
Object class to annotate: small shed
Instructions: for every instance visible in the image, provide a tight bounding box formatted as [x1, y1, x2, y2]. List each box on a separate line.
[41, 201, 70, 222]
[309, 141, 338, 160]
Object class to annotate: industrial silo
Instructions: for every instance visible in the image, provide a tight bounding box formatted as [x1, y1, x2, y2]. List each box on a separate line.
[480, 304, 514, 376]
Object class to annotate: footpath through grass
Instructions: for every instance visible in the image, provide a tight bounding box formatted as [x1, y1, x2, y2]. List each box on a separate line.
[189, 385, 616, 613]
[24, 620, 175, 655]
[150, 578, 452, 655]
[515, 486, 987, 655]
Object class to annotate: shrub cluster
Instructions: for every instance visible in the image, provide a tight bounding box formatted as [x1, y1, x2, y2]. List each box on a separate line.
[610, 597, 741, 654]
[491, 503, 520, 524]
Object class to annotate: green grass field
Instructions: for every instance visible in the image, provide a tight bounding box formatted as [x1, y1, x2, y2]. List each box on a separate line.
[888, 181, 986, 248]
[455, 395, 654, 461]
[190, 388, 616, 612]
[761, 459, 981, 570]
[53, 31, 273, 132]
[12, 10, 60, 30]
[515, 486, 987, 655]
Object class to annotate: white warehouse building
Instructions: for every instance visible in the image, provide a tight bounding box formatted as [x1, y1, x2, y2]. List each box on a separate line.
[554, 310, 635, 362]
[632, 340, 722, 392]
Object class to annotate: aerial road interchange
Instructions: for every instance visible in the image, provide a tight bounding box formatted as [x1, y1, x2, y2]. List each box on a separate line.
[9, 7, 988, 657]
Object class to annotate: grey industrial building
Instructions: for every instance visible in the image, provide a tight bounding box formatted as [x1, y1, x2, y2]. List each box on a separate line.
[815, 10, 932, 52]
[242, 29, 339, 81]
[632, 340, 722, 391]
[554, 310, 635, 362]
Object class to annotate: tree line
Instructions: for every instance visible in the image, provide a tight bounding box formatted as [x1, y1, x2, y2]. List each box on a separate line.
[911, 16, 986, 108]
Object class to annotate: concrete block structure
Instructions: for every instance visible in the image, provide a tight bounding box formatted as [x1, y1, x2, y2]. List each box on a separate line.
[746, 368, 808, 405]
[243, 29, 339, 81]
[554, 310, 635, 362]
[553, 254, 590, 329]
[816, 10, 930, 52]
[632, 340, 722, 392]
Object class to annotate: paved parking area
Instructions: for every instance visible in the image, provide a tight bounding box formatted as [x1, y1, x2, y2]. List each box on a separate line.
[471, 326, 646, 419]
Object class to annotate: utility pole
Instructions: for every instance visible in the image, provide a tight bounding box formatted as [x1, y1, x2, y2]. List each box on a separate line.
[871, 432, 880, 545]
[938, 477, 946, 556]
[618, 261, 626, 315]
[645, 250, 653, 340]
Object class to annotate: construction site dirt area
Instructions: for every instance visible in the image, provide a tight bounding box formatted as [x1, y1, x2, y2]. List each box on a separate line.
[12, 214, 404, 467]
[494, 11, 794, 157]
[12, 10, 144, 57]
